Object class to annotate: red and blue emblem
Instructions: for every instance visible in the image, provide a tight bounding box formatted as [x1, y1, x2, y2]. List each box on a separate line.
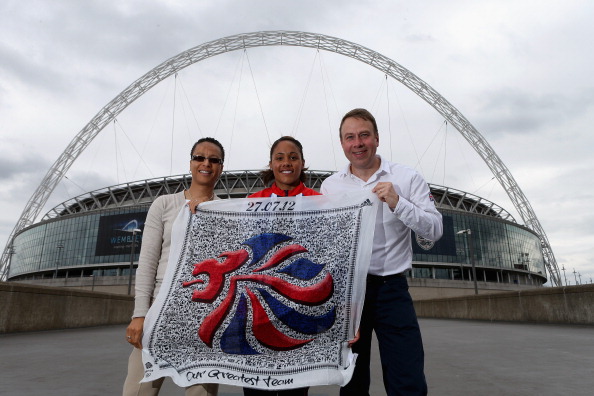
[182, 233, 335, 355]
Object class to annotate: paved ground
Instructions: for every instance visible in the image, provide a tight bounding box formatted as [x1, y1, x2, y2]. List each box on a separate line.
[1, 318, 593, 395]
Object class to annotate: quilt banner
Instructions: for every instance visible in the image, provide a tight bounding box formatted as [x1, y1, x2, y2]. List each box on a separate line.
[142, 190, 379, 390]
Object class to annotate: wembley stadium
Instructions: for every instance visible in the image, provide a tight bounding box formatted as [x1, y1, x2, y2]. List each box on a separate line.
[5, 170, 547, 299]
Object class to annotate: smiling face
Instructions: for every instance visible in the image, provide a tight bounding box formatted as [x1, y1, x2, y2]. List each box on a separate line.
[340, 116, 380, 177]
[189, 142, 224, 188]
[269, 140, 305, 191]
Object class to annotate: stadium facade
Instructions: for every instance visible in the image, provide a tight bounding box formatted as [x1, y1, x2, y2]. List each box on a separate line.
[6, 171, 547, 299]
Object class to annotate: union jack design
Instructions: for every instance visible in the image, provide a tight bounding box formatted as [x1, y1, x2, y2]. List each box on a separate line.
[181, 232, 335, 354]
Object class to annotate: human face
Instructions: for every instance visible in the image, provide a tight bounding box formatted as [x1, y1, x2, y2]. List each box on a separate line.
[189, 142, 223, 187]
[340, 117, 380, 175]
[269, 140, 304, 191]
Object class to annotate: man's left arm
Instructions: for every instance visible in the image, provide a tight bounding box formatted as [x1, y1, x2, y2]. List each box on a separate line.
[373, 176, 443, 241]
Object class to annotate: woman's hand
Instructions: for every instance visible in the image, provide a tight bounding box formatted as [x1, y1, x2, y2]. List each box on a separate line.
[125, 317, 145, 349]
[187, 196, 213, 214]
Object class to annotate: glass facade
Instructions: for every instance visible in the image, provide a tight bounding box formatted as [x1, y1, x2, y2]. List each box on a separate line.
[9, 204, 547, 286]
[9, 205, 150, 279]
[411, 210, 546, 285]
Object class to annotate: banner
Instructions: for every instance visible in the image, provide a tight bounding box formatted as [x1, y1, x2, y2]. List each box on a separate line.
[142, 191, 378, 390]
[412, 215, 456, 255]
[95, 212, 146, 256]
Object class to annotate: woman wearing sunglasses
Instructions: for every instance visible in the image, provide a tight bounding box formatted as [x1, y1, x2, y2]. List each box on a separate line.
[243, 136, 320, 396]
[122, 137, 224, 396]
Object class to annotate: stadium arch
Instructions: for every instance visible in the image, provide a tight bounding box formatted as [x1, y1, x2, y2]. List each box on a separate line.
[0, 30, 561, 286]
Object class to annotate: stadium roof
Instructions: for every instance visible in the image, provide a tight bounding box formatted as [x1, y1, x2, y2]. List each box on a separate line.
[42, 171, 515, 222]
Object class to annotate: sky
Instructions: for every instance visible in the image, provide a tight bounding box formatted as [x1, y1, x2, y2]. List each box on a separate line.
[1, 0, 593, 285]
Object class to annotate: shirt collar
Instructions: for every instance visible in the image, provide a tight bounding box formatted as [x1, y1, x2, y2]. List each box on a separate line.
[338, 155, 390, 179]
[377, 155, 392, 174]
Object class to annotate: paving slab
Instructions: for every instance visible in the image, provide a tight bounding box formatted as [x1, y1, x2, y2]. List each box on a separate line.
[1, 319, 592, 395]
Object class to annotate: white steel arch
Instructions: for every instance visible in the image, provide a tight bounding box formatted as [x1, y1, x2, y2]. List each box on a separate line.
[0, 30, 561, 286]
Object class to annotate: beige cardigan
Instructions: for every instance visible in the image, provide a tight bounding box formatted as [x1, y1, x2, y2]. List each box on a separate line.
[132, 191, 186, 318]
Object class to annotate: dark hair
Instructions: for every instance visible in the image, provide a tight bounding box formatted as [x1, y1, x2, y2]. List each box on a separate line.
[261, 136, 308, 186]
[339, 108, 379, 140]
[190, 137, 225, 162]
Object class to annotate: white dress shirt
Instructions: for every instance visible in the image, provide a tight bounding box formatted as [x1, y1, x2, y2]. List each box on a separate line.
[321, 155, 443, 276]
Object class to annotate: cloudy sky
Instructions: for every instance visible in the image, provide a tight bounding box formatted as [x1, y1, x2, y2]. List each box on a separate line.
[1, 0, 592, 284]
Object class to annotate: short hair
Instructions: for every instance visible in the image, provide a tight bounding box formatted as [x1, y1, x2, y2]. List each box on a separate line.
[339, 108, 379, 140]
[190, 137, 225, 162]
[261, 136, 308, 186]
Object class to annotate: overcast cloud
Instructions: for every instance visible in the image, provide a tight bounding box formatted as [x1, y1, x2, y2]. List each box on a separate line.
[1, 0, 592, 284]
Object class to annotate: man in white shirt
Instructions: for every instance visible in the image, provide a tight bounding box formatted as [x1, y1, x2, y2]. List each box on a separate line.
[321, 108, 443, 396]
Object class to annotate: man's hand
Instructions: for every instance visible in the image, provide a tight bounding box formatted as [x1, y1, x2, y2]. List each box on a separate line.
[372, 182, 399, 210]
[348, 330, 360, 347]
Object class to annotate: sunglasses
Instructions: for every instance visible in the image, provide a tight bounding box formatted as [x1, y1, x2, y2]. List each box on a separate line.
[191, 155, 223, 164]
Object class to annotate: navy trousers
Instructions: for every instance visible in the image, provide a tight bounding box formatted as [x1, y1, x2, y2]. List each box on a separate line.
[243, 388, 308, 396]
[340, 275, 427, 396]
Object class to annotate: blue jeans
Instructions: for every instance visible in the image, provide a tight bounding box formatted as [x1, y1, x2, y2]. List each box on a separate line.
[340, 275, 427, 396]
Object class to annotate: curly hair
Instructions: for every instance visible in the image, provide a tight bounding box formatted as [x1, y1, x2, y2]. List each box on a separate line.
[261, 136, 308, 186]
